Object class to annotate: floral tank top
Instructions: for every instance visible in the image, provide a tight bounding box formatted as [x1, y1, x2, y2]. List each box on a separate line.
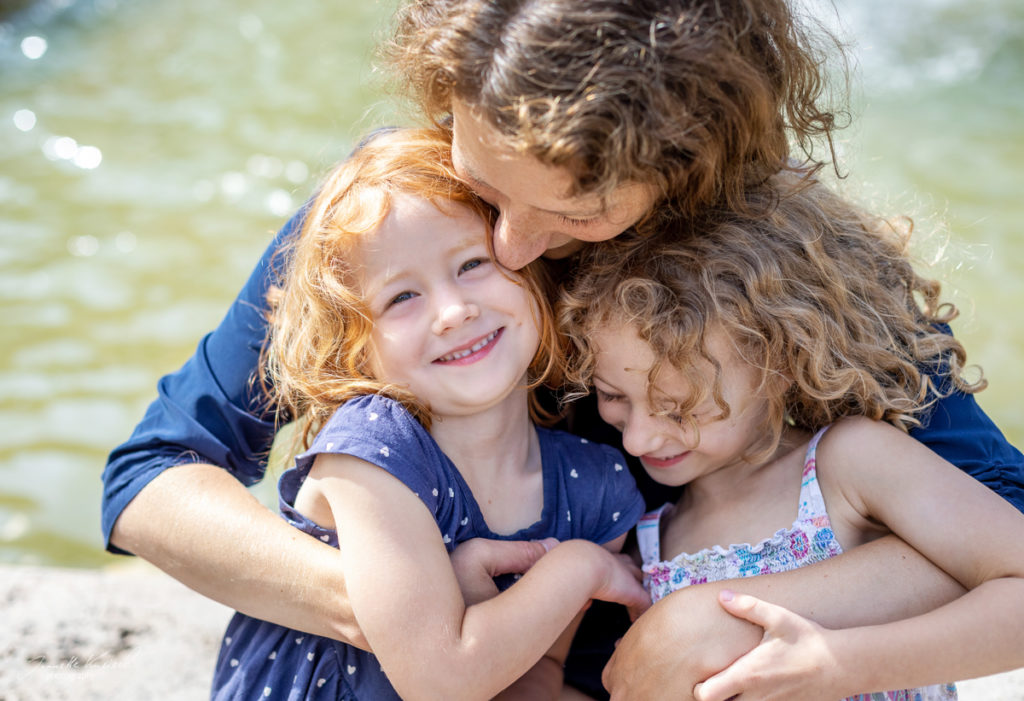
[636, 427, 958, 701]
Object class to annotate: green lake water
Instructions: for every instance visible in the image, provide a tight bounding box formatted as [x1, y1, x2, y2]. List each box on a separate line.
[1, 0, 1022, 568]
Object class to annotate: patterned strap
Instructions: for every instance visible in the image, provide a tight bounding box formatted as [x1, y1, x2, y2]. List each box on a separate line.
[796, 426, 832, 521]
[635, 504, 671, 566]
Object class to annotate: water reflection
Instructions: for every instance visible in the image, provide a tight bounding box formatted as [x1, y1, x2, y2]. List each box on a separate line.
[20, 34, 46, 58]
[1, 0, 1021, 567]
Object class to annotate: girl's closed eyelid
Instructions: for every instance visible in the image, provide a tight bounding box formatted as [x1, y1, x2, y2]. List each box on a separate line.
[595, 388, 624, 402]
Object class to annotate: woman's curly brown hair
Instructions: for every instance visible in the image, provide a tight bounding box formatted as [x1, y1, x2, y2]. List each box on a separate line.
[383, 0, 847, 228]
[262, 127, 562, 450]
[559, 173, 985, 460]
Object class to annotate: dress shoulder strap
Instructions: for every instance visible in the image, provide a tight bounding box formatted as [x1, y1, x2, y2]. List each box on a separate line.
[636, 504, 672, 566]
[797, 426, 832, 521]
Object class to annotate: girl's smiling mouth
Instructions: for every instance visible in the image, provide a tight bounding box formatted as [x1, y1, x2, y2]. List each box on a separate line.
[640, 452, 690, 470]
[434, 328, 503, 365]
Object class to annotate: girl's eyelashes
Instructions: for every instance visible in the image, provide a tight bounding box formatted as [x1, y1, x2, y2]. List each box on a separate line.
[460, 257, 486, 273]
[594, 388, 624, 403]
[387, 290, 417, 307]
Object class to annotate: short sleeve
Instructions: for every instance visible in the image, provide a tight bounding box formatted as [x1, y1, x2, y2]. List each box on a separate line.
[580, 441, 646, 545]
[911, 324, 1024, 513]
[100, 208, 303, 552]
[543, 430, 646, 546]
[294, 396, 464, 538]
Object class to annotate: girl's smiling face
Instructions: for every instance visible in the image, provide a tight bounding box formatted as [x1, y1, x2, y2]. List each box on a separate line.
[590, 322, 787, 488]
[357, 193, 541, 417]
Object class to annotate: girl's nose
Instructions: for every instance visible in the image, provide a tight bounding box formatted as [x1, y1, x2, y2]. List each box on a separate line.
[619, 412, 667, 458]
[432, 295, 480, 335]
[491, 211, 549, 270]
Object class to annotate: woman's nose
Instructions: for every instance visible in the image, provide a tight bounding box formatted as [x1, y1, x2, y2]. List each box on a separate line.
[491, 211, 550, 270]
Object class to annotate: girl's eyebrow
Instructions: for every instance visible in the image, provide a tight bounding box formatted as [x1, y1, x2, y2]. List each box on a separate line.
[374, 235, 484, 289]
[592, 376, 622, 392]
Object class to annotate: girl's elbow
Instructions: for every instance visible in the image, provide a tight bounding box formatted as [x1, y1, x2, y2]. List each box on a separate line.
[390, 673, 486, 701]
[387, 643, 499, 701]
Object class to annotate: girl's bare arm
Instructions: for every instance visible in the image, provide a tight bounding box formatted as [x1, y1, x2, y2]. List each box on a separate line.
[322, 453, 649, 701]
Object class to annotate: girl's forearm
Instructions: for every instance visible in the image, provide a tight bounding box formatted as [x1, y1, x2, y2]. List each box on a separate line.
[386, 540, 643, 701]
[110, 462, 366, 646]
[832, 577, 1024, 696]
[493, 609, 584, 700]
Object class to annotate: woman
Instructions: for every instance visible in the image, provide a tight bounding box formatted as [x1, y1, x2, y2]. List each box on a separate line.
[102, 1, 1024, 698]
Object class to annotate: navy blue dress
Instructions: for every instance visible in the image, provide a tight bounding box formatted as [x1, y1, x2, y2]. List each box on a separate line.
[210, 395, 646, 700]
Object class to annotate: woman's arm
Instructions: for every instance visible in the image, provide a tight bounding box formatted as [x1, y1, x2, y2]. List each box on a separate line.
[102, 213, 376, 639]
[111, 461, 368, 643]
[320, 453, 650, 701]
[908, 374, 1024, 513]
[602, 533, 965, 700]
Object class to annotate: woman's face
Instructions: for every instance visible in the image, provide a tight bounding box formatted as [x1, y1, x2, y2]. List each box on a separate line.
[451, 100, 658, 270]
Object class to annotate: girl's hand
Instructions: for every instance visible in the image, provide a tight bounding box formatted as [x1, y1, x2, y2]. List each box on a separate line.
[693, 590, 842, 701]
[451, 537, 558, 605]
[591, 548, 650, 621]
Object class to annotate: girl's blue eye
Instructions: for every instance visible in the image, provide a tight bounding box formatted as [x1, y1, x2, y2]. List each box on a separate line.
[460, 258, 486, 273]
[389, 291, 416, 307]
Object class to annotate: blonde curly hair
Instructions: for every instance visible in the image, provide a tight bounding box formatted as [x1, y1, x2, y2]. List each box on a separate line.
[263, 127, 562, 449]
[559, 174, 985, 459]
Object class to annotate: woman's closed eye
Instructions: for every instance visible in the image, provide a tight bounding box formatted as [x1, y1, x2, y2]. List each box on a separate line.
[558, 214, 596, 228]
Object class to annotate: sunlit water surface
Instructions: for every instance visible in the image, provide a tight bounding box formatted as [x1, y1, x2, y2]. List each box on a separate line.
[1, 0, 1022, 566]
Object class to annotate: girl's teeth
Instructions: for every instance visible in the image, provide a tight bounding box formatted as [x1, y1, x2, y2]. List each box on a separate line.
[439, 330, 498, 362]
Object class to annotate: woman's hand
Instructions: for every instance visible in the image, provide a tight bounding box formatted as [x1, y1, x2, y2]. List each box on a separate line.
[693, 591, 842, 701]
[601, 536, 965, 700]
[602, 583, 762, 701]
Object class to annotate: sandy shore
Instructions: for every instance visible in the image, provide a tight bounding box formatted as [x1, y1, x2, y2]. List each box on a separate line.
[2, 562, 1022, 700]
[0, 562, 231, 700]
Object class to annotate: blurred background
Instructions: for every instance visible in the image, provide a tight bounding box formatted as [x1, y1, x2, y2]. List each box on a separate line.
[1, 0, 1022, 568]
